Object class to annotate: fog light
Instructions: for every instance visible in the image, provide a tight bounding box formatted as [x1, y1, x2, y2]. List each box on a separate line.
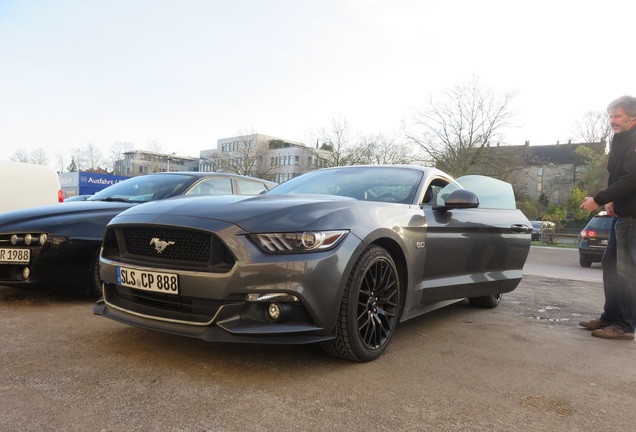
[24, 234, 32, 245]
[11, 235, 18, 245]
[22, 267, 30, 280]
[39, 233, 48, 245]
[268, 303, 281, 320]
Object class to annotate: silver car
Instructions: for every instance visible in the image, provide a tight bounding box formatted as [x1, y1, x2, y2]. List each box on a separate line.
[94, 165, 532, 361]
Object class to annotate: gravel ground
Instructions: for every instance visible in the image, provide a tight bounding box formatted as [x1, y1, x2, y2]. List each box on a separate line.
[1, 270, 634, 431]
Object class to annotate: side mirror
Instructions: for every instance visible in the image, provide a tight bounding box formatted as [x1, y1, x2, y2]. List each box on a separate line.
[433, 189, 479, 211]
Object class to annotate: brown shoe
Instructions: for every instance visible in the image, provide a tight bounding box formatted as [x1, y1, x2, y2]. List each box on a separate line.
[579, 319, 611, 330]
[591, 325, 635, 340]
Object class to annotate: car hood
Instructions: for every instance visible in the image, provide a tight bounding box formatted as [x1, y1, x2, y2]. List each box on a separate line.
[0, 201, 136, 231]
[110, 193, 384, 232]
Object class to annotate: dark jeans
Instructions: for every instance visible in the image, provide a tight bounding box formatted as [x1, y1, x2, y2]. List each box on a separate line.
[600, 216, 636, 332]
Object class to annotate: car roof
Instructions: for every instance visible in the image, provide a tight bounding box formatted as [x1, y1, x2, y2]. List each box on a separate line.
[149, 171, 277, 185]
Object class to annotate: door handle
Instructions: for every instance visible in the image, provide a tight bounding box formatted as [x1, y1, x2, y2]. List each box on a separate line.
[511, 224, 531, 233]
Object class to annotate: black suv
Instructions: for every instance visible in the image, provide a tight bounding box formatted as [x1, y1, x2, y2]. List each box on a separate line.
[578, 212, 613, 267]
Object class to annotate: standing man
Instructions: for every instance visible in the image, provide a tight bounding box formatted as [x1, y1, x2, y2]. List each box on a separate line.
[580, 95, 636, 340]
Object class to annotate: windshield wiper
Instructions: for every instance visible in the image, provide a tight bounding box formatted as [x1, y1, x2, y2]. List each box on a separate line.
[97, 197, 134, 203]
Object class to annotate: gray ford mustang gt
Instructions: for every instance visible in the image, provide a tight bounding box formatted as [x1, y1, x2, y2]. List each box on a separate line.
[94, 165, 532, 361]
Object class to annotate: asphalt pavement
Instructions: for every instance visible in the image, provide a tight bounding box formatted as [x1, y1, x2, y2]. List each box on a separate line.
[524, 246, 602, 283]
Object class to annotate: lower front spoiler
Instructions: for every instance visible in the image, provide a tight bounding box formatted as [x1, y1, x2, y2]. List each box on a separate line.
[92, 299, 334, 345]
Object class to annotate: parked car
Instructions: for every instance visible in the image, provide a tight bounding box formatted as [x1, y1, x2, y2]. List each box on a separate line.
[0, 160, 64, 212]
[63, 194, 93, 202]
[0, 172, 276, 295]
[94, 165, 532, 362]
[578, 212, 613, 267]
[531, 221, 543, 241]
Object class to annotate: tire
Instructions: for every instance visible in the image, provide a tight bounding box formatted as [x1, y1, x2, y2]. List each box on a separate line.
[320, 245, 400, 362]
[579, 255, 592, 268]
[468, 293, 502, 309]
[88, 253, 103, 297]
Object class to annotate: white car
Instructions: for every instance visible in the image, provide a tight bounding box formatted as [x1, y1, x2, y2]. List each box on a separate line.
[0, 161, 63, 212]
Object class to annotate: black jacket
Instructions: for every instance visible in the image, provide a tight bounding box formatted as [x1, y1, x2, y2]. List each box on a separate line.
[594, 126, 636, 217]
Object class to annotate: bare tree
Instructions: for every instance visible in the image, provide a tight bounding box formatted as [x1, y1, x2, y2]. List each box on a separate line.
[83, 143, 107, 172]
[10, 148, 31, 163]
[207, 134, 272, 177]
[67, 144, 106, 172]
[70, 147, 88, 171]
[574, 110, 612, 145]
[312, 117, 363, 167]
[10, 148, 50, 165]
[29, 147, 49, 165]
[109, 141, 134, 173]
[145, 138, 164, 154]
[356, 133, 420, 165]
[54, 151, 66, 173]
[403, 75, 517, 177]
[145, 138, 165, 173]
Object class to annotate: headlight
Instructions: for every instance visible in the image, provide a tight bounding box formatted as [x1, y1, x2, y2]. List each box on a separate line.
[250, 230, 348, 253]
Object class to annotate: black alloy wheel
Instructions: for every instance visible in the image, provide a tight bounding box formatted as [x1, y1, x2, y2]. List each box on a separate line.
[468, 293, 502, 309]
[88, 252, 103, 297]
[321, 245, 400, 362]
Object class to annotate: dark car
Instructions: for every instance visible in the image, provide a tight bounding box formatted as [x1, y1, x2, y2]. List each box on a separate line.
[0, 172, 276, 295]
[94, 165, 532, 361]
[531, 221, 543, 241]
[63, 194, 93, 202]
[578, 212, 613, 267]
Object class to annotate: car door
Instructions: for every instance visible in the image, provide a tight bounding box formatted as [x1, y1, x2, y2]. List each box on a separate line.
[419, 175, 531, 303]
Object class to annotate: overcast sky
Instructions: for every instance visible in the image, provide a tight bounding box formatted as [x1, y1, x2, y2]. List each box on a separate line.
[1, 0, 634, 168]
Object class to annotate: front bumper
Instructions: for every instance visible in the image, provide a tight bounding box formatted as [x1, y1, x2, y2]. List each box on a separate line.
[93, 295, 334, 345]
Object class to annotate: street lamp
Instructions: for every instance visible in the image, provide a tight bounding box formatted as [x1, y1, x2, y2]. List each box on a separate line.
[166, 152, 176, 172]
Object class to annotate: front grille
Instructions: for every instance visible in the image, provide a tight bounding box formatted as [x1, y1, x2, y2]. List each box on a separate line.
[123, 227, 211, 263]
[102, 225, 236, 272]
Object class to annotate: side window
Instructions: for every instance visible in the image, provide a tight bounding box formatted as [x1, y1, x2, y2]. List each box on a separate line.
[454, 175, 517, 209]
[423, 178, 451, 205]
[186, 178, 233, 196]
[237, 179, 269, 195]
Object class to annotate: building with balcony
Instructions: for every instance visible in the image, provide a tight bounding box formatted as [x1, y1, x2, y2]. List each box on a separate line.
[199, 133, 329, 183]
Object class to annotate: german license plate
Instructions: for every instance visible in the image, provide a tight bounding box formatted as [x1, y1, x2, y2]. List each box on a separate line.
[116, 266, 179, 294]
[0, 248, 30, 264]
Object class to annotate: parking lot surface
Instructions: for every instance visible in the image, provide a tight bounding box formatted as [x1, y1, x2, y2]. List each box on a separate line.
[1, 248, 634, 431]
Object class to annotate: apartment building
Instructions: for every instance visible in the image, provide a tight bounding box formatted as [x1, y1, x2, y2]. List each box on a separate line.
[199, 133, 329, 183]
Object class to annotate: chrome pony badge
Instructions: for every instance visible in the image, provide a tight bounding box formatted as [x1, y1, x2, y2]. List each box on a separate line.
[150, 237, 175, 253]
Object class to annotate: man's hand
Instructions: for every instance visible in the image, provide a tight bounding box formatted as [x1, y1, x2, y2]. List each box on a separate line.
[580, 196, 600, 212]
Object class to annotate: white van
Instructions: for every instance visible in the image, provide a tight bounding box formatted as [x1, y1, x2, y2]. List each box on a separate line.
[0, 160, 64, 213]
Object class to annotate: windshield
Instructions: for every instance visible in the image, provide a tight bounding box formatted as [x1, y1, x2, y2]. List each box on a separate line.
[267, 167, 423, 204]
[88, 174, 194, 203]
